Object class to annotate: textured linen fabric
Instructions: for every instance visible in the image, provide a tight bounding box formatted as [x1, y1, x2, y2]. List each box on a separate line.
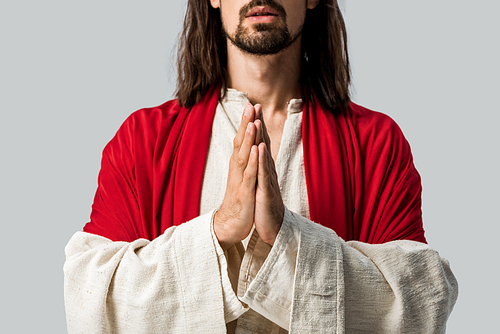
[65, 210, 458, 333]
[64, 211, 227, 333]
[65, 87, 458, 333]
[286, 211, 457, 333]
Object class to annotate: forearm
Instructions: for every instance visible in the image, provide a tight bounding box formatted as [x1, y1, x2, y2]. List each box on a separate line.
[64, 211, 227, 333]
[236, 209, 458, 333]
[342, 239, 458, 333]
[210, 211, 249, 323]
[236, 207, 299, 330]
[293, 212, 457, 333]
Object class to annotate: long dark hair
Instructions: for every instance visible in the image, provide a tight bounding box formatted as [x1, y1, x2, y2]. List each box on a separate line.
[176, 0, 351, 112]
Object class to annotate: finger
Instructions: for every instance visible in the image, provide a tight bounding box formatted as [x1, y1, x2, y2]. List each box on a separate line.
[254, 104, 263, 120]
[233, 103, 256, 149]
[254, 119, 263, 145]
[253, 104, 266, 145]
[236, 122, 257, 172]
[258, 142, 269, 181]
[242, 145, 259, 188]
[258, 142, 281, 192]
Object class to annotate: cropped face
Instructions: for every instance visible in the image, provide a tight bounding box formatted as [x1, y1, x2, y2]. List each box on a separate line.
[210, 0, 319, 55]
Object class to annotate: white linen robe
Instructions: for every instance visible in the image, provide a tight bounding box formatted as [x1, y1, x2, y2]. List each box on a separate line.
[64, 90, 458, 333]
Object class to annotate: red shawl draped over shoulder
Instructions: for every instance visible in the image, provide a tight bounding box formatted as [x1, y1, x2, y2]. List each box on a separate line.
[84, 85, 426, 244]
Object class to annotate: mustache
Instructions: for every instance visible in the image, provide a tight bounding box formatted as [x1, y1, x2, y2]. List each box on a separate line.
[239, 0, 287, 21]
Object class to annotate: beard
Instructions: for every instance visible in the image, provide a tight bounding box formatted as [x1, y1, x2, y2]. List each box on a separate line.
[223, 0, 301, 56]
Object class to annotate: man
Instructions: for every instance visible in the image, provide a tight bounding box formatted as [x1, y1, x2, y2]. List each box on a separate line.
[64, 0, 458, 332]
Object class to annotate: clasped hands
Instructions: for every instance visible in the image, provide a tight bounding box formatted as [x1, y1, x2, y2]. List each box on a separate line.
[214, 103, 285, 250]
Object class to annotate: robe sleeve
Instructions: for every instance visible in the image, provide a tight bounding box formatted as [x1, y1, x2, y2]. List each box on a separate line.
[63, 211, 228, 333]
[235, 209, 458, 333]
[209, 212, 250, 323]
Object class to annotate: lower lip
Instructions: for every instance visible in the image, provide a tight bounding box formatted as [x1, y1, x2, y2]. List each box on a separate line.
[246, 15, 278, 23]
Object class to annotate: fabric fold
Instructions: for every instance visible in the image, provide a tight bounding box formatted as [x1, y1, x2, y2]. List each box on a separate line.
[64, 211, 227, 333]
[238, 207, 300, 330]
[209, 211, 249, 323]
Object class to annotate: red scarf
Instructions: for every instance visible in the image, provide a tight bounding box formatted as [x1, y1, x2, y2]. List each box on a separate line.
[85, 85, 426, 244]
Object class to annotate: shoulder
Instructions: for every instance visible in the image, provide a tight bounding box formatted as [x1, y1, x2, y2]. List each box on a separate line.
[345, 102, 411, 155]
[114, 99, 186, 140]
[347, 102, 405, 139]
[120, 99, 184, 133]
[103, 98, 186, 157]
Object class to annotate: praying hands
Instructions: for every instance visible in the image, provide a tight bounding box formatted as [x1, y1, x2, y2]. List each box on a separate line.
[214, 103, 285, 250]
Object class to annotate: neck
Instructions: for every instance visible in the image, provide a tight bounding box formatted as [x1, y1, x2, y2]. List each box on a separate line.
[225, 37, 302, 116]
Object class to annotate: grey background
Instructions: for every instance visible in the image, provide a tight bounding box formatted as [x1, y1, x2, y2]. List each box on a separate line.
[1, 0, 498, 332]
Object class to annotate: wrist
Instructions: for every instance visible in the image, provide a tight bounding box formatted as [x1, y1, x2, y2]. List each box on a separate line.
[261, 221, 282, 246]
[213, 210, 237, 250]
[260, 211, 283, 246]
